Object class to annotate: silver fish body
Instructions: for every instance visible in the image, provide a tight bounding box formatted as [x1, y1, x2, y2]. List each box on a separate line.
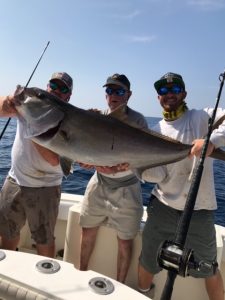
[15, 87, 224, 173]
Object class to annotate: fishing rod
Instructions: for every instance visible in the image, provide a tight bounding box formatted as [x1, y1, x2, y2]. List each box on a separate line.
[0, 41, 50, 141]
[157, 70, 225, 300]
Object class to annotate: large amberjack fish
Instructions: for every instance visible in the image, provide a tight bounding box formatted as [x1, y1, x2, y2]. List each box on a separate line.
[15, 87, 225, 175]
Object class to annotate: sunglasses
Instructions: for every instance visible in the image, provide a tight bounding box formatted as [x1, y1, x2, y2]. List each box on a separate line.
[158, 85, 184, 96]
[105, 87, 127, 96]
[49, 81, 70, 94]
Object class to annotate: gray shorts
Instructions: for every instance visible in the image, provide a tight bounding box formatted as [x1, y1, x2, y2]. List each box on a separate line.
[139, 196, 217, 278]
[0, 176, 61, 244]
[79, 173, 143, 240]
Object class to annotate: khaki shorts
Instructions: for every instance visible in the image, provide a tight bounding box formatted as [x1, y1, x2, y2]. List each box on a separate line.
[79, 173, 143, 240]
[139, 196, 217, 278]
[0, 176, 61, 244]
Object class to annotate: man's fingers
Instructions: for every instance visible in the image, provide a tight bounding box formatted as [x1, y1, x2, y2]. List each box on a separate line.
[13, 85, 26, 104]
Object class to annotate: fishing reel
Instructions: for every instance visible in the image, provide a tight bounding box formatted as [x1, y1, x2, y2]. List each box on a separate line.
[157, 240, 218, 277]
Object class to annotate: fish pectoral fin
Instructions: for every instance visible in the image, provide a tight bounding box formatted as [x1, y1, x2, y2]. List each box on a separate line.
[113, 112, 192, 145]
[210, 148, 225, 161]
[60, 157, 74, 177]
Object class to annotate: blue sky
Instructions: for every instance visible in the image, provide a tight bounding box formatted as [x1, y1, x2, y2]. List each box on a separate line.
[0, 0, 225, 117]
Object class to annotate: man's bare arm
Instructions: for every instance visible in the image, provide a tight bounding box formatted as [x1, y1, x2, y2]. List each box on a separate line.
[32, 142, 60, 166]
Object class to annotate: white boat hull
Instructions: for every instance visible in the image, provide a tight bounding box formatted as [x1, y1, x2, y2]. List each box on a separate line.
[0, 250, 149, 299]
[1, 193, 225, 299]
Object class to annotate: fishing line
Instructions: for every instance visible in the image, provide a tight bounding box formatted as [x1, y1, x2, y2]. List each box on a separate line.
[0, 41, 50, 141]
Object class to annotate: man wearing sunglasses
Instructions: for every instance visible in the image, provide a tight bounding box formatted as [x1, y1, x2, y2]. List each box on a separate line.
[0, 72, 73, 258]
[79, 73, 148, 283]
[138, 72, 224, 299]
[48, 72, 72, 101]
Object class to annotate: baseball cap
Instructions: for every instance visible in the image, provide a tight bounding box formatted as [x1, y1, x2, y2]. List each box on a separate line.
[103, 73, 130, 90]
[154, 72, 185, 91]
[50, 72, 73, 92]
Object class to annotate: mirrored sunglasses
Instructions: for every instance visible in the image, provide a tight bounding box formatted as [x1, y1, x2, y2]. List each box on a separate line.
[49, 81, 70, 94]
[158, 85, 184, 96]
[105, 87, 126, 96]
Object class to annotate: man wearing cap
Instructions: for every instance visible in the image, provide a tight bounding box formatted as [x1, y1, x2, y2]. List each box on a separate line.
[79, 73, 148, 283]
[138, 72, 225, 299]
[0, 72, 73, 258]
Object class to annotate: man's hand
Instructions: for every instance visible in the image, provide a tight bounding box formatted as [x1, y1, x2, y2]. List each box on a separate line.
[0, 85, 27, 117]
[190, 139, 215, 157]
[1, 95, 17, 116]
[78, 162, 130, 174]
[88, 108, 102, 114]
[78, 162, 95, 170]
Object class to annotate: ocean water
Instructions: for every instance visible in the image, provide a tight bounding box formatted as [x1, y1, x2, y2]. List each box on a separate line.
[1, 117, 225, 226]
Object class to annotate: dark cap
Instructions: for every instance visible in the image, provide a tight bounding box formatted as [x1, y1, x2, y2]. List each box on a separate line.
[50, 72, 73, 92]
[154, 72, 185, 91]
[103, 73, 130, 90]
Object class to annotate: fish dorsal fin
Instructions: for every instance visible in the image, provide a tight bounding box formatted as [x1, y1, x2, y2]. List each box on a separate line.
[111, 106, 225, 162]
[109, 104, 128, 122]
[143, 127, 186, 143]
[109, 104, 148, 129]
[109, 103, 150, 129]
[110, 104, 188, 145]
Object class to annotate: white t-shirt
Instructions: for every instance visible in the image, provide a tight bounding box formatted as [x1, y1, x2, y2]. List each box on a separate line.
[142, 108, 225, 210]
[8, 120, 63, 187]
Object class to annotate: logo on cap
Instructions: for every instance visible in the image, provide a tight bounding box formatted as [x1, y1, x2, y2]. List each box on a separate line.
[154, 72, 185, 91]
[164, 73, 176, 83]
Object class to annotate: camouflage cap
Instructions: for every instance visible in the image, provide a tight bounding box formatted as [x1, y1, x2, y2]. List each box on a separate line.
[50, 72, 73, 92]
[154, 72, 185, 91]
[103, 73, 130, 90]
